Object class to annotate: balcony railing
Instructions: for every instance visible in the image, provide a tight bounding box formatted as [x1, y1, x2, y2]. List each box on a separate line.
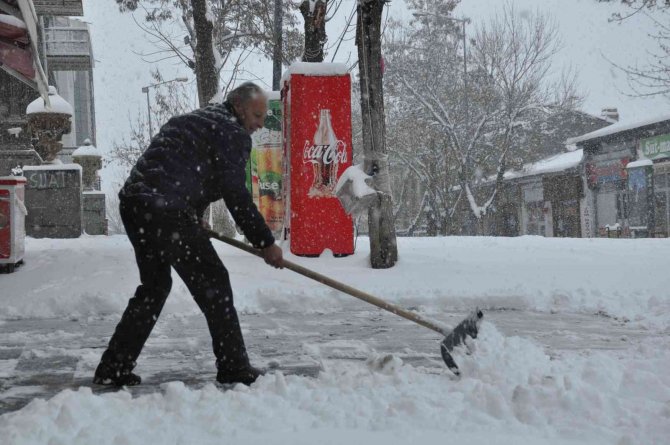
[44, 28, 91, 58]
[33, 0, 83, 16]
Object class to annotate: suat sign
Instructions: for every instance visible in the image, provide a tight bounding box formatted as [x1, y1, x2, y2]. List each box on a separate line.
[302, 109, 348, 198]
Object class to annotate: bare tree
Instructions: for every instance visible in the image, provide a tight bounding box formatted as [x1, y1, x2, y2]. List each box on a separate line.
[357, 0, 398, 268]
[107, 69, 195, 233]
[385, 4, 577, 234]
[598, 0, 670, 96]
[114, 0, 303, 83]
[111, 0, 303, 235]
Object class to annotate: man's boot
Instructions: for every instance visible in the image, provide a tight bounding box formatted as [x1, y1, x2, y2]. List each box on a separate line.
[216, 365, 265, 386]
[93, 361, 142, 386]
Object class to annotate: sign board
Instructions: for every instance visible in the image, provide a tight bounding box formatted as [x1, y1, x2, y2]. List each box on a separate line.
[641, 133, 670, 161]
[249, 97, 283, 238]
[24, 166, 81, 238]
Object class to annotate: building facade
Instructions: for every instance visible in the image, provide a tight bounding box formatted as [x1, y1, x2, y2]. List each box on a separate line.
[1, 0, 105, 236]
[472, 114, 670, 239]
[570, 115, 670, 238]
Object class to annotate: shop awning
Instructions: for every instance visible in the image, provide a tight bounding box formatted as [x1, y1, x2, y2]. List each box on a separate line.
[0, 0, 49, 106]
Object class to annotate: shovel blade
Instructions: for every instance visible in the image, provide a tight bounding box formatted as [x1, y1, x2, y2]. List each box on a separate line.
[440, 309, 484, 375]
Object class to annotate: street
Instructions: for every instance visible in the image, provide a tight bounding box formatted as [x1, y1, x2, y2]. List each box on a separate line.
[0, 305, 660, 415]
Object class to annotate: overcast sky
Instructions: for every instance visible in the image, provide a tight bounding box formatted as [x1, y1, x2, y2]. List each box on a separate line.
[83, 0, 670, 185]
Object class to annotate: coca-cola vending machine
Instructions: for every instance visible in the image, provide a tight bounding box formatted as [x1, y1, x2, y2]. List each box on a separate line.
[282, 63, 354, 256]
[0, 176, 27, 273]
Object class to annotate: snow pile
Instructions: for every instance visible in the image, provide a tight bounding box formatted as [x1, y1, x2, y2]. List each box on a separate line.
[334, 164, 378, 215]
[71, 139, 101, 158]
[1, 323, 668, 445]
[2, 236, 669, 328]
[26, 86, 73, 115]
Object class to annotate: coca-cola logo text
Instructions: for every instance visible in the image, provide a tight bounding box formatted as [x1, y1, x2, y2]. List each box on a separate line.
[303, 141, 347, 165]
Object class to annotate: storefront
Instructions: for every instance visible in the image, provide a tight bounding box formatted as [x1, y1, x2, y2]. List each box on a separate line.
[520, 180, 549, 236]
[640, 133, 670, 237]
[569, 115, 670, 238]
[543, 174, 583, 237]
[514, 150, 585, 238]
[585, 152, 631, 237]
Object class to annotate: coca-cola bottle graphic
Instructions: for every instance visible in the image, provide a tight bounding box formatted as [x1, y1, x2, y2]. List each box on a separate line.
[304, 109, 345, 197]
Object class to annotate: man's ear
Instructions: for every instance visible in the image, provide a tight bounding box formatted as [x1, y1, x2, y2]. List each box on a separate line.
[231, 99, 245, 115]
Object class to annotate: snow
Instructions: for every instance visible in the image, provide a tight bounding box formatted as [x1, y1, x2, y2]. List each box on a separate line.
[0, 14, 27, 29]
[22, 164, 82, 172]
[335, 164, 376, 198]
[71, 140, 102, 158]
[26, 86, 74, 116]
[0, 235, 668, 443]
[504, 149, 583, 181]
[566, 113, 670, 145]
[626, 159, 653, 169]
[334, 164, 378, 215]
[280, 62, 349, 85]
[6, 127, 22, 138]
[1, 235, 666, 325]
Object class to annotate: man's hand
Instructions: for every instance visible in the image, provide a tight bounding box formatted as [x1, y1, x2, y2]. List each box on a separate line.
[262, 243, 284, 269]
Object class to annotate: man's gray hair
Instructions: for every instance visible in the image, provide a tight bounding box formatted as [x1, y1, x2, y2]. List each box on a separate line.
[226, 82, 266, 106]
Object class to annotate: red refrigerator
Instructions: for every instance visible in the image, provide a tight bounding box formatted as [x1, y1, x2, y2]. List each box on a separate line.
[282, 64, 354, 256]
[0, 176, 27, 272]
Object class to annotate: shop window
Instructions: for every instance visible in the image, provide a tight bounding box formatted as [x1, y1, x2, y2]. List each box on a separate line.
[596, 192, 617, 227]
[525, 201, 545, 236]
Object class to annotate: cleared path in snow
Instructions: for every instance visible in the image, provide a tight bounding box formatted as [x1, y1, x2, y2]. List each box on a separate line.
[0, 307, 662, 414]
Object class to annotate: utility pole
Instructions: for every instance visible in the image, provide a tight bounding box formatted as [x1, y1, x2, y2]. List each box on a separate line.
[272, 0, 282, 90]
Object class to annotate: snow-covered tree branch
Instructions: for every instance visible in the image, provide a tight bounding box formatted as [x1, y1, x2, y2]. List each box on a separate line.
[384, 1, 579, 234]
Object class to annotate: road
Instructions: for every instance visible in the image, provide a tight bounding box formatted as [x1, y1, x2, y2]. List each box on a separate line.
[0, 306, 660, 414]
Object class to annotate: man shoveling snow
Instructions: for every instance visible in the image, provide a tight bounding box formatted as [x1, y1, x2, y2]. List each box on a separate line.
[94, 82, 284, 387]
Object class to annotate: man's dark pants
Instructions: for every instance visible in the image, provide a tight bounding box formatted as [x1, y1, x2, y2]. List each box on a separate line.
[99, 197, 250, 374]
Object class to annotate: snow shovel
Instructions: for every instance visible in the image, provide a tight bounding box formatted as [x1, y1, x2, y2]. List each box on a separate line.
[207, 230, 483, 376]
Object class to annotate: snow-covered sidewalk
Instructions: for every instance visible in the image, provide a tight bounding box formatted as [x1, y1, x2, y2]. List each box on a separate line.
[0, 235, 669, 444]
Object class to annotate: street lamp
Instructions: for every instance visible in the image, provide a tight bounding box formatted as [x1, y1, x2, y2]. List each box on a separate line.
[141, 76, 189, 137]
[412, 12, 471, 123]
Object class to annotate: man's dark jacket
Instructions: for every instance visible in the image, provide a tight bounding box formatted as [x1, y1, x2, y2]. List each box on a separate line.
[120, 101, 274, 249]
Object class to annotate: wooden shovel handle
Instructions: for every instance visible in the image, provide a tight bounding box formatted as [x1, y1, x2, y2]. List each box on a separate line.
[208, 230, 448, 336]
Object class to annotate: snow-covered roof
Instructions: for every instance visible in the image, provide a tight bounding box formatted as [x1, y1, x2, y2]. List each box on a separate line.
[26, 86, 73, 115]
[72, 139, 101, 158]
[281, 62, 349, 85]
[504, 149, 583, 181]
[566, 113, 670, 145]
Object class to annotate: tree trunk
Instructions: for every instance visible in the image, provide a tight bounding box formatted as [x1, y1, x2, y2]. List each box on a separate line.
[272, 0, 283, 90]
[191, 0, 218, 105]
[300, 0, 327, 62]
[191, 0, 236, 236]
[357, 0, 398, 268]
